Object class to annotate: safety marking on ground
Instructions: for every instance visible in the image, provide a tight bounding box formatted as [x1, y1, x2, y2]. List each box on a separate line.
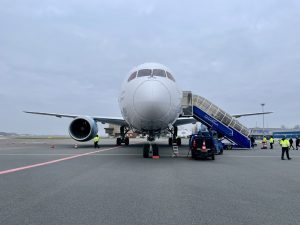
[0, 153, 141, 156]
[0, 146, 121, 175]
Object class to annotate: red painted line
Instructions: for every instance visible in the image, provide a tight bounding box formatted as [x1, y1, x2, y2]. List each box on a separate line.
[0, 146, 120, 175]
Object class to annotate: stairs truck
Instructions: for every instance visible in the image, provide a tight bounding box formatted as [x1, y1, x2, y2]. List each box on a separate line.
[181, 91, 252, 149]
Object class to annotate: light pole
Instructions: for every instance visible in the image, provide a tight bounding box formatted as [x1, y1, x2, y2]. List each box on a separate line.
[261, 103, 265, 136]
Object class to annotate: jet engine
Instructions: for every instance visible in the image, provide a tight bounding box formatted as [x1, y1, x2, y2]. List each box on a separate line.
[69, 117, 98, 142]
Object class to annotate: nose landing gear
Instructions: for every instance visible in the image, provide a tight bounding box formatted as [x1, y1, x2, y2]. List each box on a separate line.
[143, 143, 159, 158]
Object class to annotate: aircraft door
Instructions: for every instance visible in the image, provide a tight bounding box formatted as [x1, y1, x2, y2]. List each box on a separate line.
[181, 91, 193, 116]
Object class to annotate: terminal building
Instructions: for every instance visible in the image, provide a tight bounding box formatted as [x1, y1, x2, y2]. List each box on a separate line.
[250, 128, 300, 139]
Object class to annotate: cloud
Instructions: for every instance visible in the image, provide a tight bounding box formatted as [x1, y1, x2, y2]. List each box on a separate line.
[34, 5, 68, 17]
[137, 4, 156, 15]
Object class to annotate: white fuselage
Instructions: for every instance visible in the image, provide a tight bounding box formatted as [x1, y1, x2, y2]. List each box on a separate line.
[118, 63, 182, 134]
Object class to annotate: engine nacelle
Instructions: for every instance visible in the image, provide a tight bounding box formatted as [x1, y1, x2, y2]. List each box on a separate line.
[69, 117, 98, 142]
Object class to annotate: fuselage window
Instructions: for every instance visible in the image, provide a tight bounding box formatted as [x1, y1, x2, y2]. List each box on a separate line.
[166, 71, 175, 82]
[152, 69, 166, 77]
[137, 69, 152, 77]
[128, 71, 137, 82]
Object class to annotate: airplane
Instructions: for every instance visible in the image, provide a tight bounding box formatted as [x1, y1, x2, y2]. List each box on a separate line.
[24, 62, 272, 158]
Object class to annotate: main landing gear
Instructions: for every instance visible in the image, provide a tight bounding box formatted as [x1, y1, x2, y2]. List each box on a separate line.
[143, 143, 159, 158]
[168, 126, 182, 146]
[116, 126, 130, 146]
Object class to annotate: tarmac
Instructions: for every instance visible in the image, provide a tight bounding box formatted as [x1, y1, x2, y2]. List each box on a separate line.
[0, 137, 300, 225]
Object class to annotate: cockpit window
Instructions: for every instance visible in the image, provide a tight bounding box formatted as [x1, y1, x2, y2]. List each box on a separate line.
[137, 69, 152, 77]
[152, 69, 166, 77]
[166, 71, 175, 82]
[128, 71, 137, 82]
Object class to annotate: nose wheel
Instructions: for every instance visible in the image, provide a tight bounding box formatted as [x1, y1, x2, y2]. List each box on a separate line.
[143, 143, 159, 158]
[143, 144, 150, 158]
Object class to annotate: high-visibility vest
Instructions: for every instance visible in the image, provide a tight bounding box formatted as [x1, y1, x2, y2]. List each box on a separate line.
[280, 139, 283, 146]
[93, 136, 100, 142]
[263, 137, 267, 142]
[280, 139, 290, 148]
[270, 138, 274, 143]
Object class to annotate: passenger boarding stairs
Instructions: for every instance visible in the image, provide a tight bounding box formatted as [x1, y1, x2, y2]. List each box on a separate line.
[181, 91, 251, 148]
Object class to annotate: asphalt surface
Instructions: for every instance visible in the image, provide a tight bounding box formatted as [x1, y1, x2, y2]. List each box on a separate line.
[0, 137, 300, 225]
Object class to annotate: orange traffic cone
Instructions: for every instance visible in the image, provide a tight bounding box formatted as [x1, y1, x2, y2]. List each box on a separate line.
[201, 140, 207, 152]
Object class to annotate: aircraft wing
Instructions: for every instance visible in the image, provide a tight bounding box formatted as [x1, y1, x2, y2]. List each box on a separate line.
[232, 112, 273, 118]
[173, 117, 196, 126]
[23, 111, 128, 126]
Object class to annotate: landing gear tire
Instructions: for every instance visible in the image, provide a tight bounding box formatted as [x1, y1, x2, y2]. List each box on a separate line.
[168, 138, 172, 146]
[152, 144, 159, 156]
[116, 138, 121, 146]
[143, 144, 150, 158]
[125, 137, 129, 146]
[176, 137, 181, 146]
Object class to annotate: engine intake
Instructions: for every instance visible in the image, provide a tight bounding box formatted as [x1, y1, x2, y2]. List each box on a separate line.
[69, 117, 98, 142]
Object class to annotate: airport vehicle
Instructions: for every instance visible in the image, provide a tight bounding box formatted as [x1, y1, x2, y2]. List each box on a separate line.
[189, 130, 224, 158]
[189, 131, 217, 160]
[24, 63, 272, 158]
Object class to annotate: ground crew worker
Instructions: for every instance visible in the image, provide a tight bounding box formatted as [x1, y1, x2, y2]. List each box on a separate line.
[296, 136, 299, 150]
[261, 136, 268, 149]
[263, 136, 267, 143]
[250, 136, 255, 148]
[93, 134, 100, 148]
[289, 138, 295, 150]
[280, 137, 291, 160]
[269, 136, 274, 149]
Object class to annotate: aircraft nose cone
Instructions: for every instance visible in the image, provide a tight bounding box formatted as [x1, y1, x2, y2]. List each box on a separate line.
[133, 80, 171, 121]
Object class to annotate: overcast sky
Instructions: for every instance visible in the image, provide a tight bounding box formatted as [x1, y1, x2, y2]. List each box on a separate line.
[0, 0, 299, 135]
